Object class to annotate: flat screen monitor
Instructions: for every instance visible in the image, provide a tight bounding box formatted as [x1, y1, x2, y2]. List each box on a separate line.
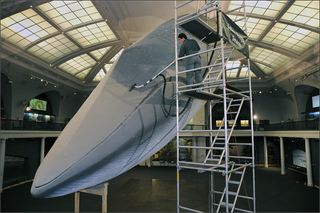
[312, 95, 319, 108]
[29, 98, 47, 111]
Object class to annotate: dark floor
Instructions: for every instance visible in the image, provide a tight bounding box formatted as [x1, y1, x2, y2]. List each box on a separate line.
[2, 166, 319, 212]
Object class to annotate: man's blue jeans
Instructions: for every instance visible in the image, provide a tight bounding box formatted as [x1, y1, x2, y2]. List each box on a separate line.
[186, 55, 202, 85]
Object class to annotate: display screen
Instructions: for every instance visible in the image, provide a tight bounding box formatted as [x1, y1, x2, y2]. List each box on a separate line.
[240, 120, 249, 127]
[292, 149, 306, 168]
[29, 99, 47, 111]
[312, 95, 319, 108]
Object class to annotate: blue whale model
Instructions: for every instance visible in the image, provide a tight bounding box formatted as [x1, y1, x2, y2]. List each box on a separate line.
[31, 20, 204, 198]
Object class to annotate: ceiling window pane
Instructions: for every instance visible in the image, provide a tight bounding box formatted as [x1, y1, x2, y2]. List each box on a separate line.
[75, 68, 91, 80]
[59, 54, 95, 75]
[229, 0, 286, 17]
[67, 22, 116, 48]
[0, 9, 58, 49]
[256, 63, 273, 74]
[28, 34, 80, 63]
[251, 47, 290, 73]
[263, 23, 319, 53]
[38, 1, 103, 30]
[90, 47, 111, 60]
[93, 69, 106, 82]
[281, 1, 320, 28]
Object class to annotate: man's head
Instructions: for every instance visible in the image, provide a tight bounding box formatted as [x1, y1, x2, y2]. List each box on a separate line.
[178, 33, 187, 44]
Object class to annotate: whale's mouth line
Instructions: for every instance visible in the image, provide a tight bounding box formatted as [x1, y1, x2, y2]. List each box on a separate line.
[33, 83, 171, 190]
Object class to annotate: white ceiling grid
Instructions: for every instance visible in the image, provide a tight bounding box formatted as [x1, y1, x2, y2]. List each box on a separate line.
[0, 0, 121, 82]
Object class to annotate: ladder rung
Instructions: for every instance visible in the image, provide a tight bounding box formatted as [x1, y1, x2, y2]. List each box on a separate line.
[179, 205, 203, 213]
[234, 207, 254, 213]
[229, 180, 240, 185]
[228, 191, 237, 196]
[234, 171, 243, 175]
[227, 111, 238, 114]
[221, 202, 234, 208]
[230, 104, 241, 106]
[229, 143, 253, 146]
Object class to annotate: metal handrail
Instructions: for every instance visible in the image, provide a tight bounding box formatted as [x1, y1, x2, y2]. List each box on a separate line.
[129, 60, 175, 91]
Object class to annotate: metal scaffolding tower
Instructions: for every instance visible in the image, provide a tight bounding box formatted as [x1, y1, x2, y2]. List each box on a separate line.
[174, 1, 256, 212]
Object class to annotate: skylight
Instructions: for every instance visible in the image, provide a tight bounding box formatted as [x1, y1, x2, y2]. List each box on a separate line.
[263, 23, 319, 53]
[59, 53, 95, 76]
[75, 68, 91, 80]
[229, 1, 286, 17]
[281, 1, 319, 28]
[28, 34, 79, 63]
[90, 47, 111, 60]
[37, 1, 103, 30]
[255, 63, 273, 74]
[66, 22, 116, 48]
[0, 9, 58, 48]
[93, 68, 106, 82]
[251, 47, 290, 73]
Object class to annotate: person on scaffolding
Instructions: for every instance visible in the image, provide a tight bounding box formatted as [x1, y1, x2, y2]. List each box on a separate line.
[178, 33, 202, 86]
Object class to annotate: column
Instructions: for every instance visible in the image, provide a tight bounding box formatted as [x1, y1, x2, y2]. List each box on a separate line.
[74, 192, 80, 213]
[102, 183, 109, 213]
[40, 137, 46, 162]
[279, 137, 285, 175]
[0, 139, 6, 211]
[263, 136, 268, 168]
[304, 138, 313, 187]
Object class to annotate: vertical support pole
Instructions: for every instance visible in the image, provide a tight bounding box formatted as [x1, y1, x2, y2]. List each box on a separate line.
[209, 101, 213, 213]
[304, 138, 313, 187]
[0, 139, 6, 211]
[40, 137, 46, 162]
[243, 0, 256, 210]
[74, 192, 80, 213]
[218, 6, 229, 212]
[263, 136, 268, 168]
[279, 137, 285, 175]
[102, 183, 108, 213]
[174, 1, 180, 212]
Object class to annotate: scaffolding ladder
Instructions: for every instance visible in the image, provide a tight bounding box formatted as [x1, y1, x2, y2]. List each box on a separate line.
[174, 1, 255, 212]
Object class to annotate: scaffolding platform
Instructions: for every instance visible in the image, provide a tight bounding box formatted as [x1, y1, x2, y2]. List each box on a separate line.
[182, 90, 221, 100]
[180, 18, 220, 44]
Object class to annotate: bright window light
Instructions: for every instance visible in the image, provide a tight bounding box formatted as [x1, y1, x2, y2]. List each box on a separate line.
[75, 68, 91, 80]
[281, 1, 320, 28]
[263, 23, 318, 53]
[251, 47, 290, 72]
[67, 22, 116, 48]
[90, 47, 111, 60]
[37, 1, 103, 30]
[28, 34, 79, 63]
[59, 53, 95, 75]
[93, 69, 106, 82]
[0, 9, 58, 48]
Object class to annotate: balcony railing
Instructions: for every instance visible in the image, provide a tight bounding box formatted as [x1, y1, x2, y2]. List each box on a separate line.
[1, 119, 66, 131]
